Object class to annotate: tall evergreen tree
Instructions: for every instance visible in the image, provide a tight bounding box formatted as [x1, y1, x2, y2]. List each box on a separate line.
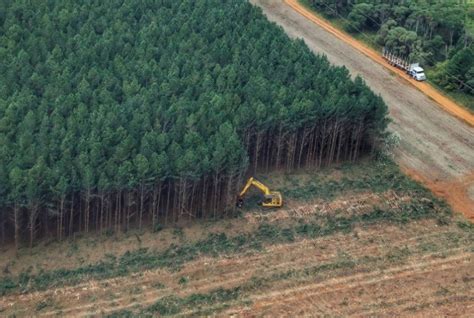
[0, 0, 388, 246]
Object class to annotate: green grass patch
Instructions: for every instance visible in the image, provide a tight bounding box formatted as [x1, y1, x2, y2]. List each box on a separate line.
[149, 287, 240, 316]
[284, 159, 436, 201]
[457, 220, 474, 233]
[35, 297, 53, 312]
[108, 287, 242, 317]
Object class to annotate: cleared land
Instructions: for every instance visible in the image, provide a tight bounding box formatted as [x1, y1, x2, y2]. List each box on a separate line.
[250, 0, 474, 219]
[0, 160, 473, 316]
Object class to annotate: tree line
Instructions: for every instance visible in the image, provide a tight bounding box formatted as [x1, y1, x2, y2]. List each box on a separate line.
[307, 0, 474, 97]
[0, 0, 388, 248]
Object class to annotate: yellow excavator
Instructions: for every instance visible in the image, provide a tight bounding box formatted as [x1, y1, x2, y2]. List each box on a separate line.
[236, 177, 283, 208]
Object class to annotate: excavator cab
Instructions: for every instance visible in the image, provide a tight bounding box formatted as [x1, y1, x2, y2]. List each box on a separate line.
[236, 177, 283, 208]
[262, 192, 283, 207]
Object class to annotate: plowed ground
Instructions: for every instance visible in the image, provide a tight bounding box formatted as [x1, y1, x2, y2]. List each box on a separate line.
[1, 216, 472, 317]
[1, 162, 473, 317]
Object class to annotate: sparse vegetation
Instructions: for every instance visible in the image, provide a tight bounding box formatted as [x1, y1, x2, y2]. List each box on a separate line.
[35, 297, 53, 312]
[105, 230, 472, 316]
[145, 287, 241, 316]
[5, 220, 449, 298]
[178, 276, 189, 285]
[0, 196, 452, 294]
[284, 159, 430, 201]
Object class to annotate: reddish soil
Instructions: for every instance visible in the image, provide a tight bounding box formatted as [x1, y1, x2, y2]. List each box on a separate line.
[404, 168, 474, 221]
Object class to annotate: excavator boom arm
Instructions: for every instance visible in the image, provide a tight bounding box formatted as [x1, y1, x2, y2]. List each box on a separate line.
[238, 177, 271, 197]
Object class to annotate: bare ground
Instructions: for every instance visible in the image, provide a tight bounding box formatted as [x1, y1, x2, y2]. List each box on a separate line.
[1, 217, 472, 317]
[0, 185, 473, 316]
[250, 0, 474, 219]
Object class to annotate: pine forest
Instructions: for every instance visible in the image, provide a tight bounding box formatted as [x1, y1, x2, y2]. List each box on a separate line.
[0, 0, 388, 247]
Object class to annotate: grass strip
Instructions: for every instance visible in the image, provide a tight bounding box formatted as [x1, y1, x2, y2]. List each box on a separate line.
[108, 237, 457, 317]
[284, 160, 438, 201]
[0, 193, 450, 296]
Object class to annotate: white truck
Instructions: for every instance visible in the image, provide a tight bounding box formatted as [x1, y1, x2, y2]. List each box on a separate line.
[382, 48, 426, 81]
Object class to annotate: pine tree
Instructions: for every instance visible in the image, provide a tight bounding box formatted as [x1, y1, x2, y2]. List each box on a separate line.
[0, 0, 389, 245]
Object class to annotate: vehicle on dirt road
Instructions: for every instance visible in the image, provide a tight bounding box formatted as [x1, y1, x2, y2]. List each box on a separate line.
[382, 48, 426, 81]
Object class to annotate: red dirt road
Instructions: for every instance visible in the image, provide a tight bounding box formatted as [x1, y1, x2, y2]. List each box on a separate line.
[285, 0, 474, 127]
[251, 0, 474, 219]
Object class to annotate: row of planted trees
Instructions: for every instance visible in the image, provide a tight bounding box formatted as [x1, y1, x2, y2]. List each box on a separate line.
[0, 0, 388, 248]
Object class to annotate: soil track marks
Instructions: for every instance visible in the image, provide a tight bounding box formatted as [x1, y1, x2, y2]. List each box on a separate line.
[250, 0, 474, 219]
[232, 253, 473, 317]
[1, 220, 472, 317]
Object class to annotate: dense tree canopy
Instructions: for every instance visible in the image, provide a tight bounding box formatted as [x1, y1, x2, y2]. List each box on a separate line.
[308, 0, 474, 96]
[0, 0, 388, 246]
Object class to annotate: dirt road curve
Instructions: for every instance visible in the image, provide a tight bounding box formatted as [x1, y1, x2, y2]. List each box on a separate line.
[250, 0, 474, 219]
